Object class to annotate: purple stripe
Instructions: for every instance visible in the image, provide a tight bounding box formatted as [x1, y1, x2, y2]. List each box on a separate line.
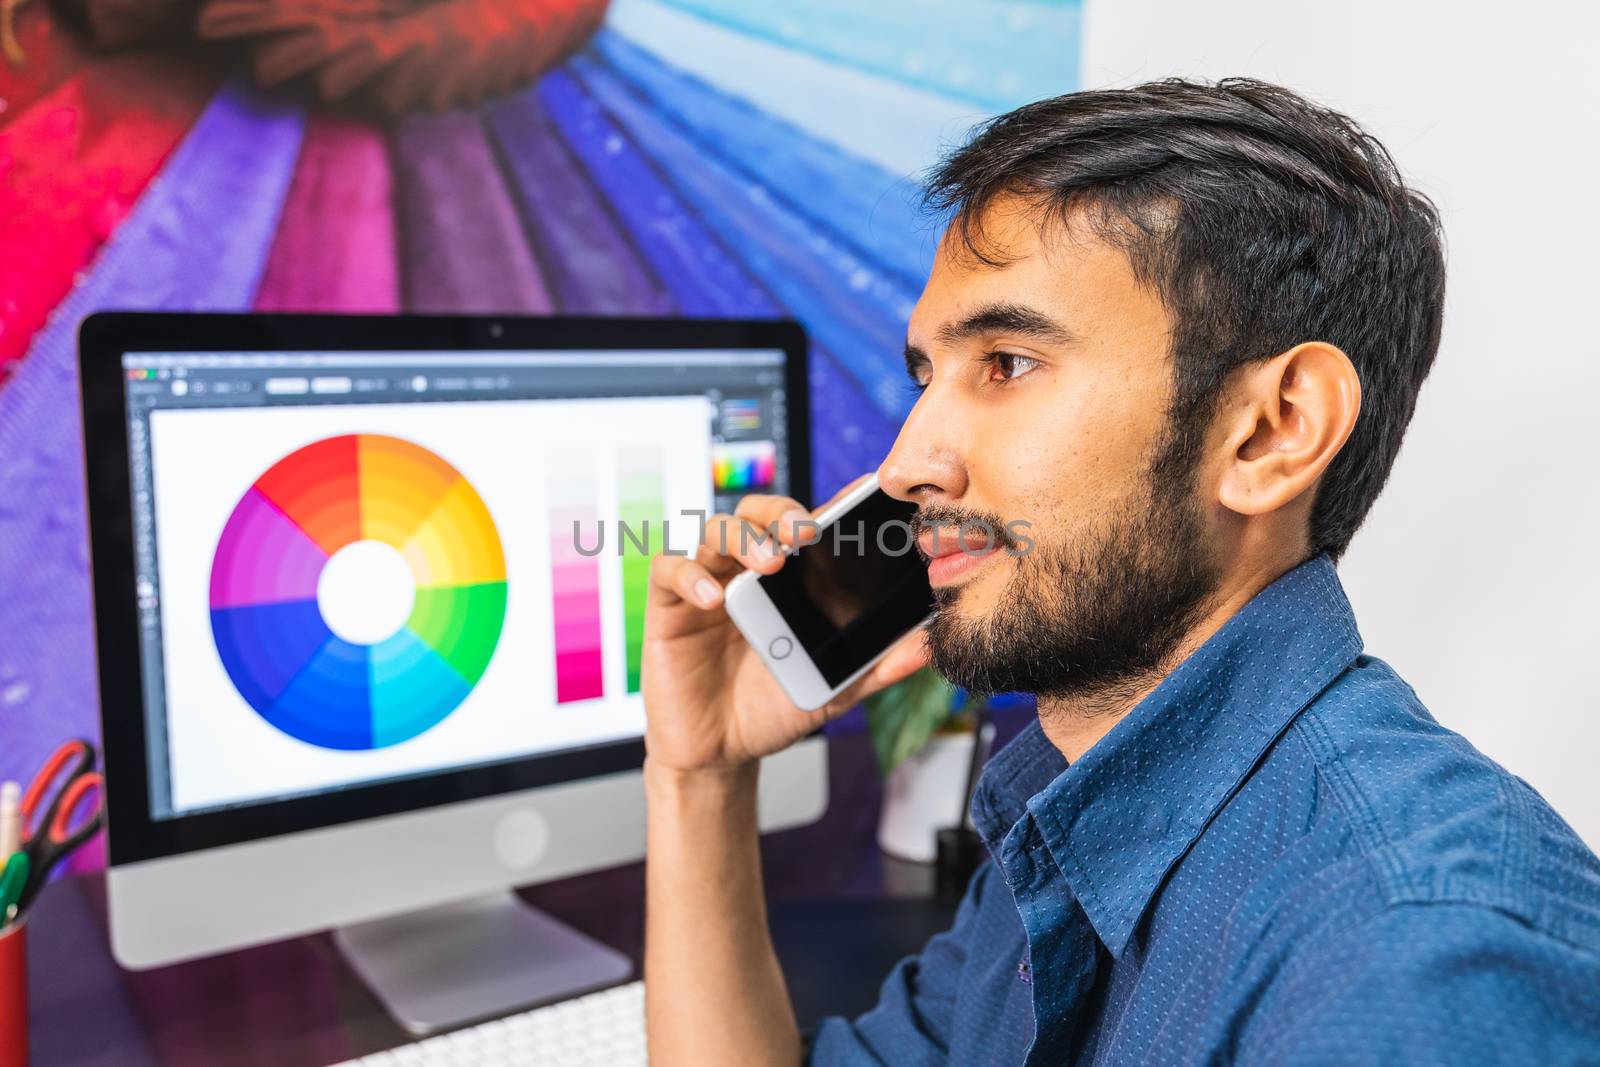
[0, 81, 305, 790]
[391, 111, 554, 314]
[485, 89, 670, 315]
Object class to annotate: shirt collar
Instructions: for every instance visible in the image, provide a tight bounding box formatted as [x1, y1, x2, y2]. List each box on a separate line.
[970, 554, 1364, 958]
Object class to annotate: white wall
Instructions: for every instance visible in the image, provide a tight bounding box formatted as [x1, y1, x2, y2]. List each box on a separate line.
[1082, 0, 1600, 845]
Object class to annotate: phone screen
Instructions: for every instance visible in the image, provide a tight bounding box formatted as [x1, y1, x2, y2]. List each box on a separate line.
[758, 489, 935, 687]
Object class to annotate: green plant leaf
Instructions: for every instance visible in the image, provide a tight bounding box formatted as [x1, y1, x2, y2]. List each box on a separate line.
[864, 666, 959, 776]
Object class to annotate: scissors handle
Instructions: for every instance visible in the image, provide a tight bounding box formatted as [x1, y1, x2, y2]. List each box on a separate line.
[44, 771, 103, 853]
[16, 772, 102, 914]
[20, 738, 96, 842]
[16, 740, 102, 914]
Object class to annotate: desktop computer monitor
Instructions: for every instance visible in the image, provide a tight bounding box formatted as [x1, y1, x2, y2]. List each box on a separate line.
[78, 313, 823, 1032]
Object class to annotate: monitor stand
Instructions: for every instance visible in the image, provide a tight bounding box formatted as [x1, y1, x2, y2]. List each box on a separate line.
[334, 890, 634, 1035]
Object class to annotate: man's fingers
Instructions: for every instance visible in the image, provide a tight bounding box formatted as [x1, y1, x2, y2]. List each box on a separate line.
[702, 509, 807, 575]
[701, 478, 882, 578]
[675, 557, 725, 609]
[733, 493, 807, 527]
[648, 552, 724, 610]
[652, 474, 884, 611]
[693, 538, 747, 578]
[733, 494, 821, 550]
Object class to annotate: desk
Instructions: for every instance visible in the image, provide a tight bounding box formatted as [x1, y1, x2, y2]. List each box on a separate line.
[22, 733, 970, 1066]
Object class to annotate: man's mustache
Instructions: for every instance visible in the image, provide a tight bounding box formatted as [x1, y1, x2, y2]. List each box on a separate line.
[911, 504, 1022, 556]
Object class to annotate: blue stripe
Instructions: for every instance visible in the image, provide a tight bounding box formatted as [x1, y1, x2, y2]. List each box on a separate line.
[0, 82, 305, 788]
[538, 65, 903, 501]
[604, 0, 986, 178]
[592, 31, 934, 290]
[533, 70, 775, 318]
[653, 0, 1082, 111]
[568, 50, 917, 423]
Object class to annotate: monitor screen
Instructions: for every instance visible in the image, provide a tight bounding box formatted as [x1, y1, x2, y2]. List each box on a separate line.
[117, 347, 793, 822]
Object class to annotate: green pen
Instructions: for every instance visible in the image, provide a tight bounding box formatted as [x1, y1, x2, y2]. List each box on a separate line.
[0, 851, 29, 928]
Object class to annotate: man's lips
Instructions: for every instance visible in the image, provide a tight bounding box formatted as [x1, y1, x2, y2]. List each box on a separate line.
[917, 526, 1006, 587]
[916, 528, 1002, 559]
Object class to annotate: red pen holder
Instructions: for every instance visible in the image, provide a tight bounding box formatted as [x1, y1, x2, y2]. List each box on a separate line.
[0, 918, 25, 1067]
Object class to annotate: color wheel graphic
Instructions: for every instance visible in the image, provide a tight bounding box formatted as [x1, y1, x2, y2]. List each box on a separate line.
[209, 434, 506, 750]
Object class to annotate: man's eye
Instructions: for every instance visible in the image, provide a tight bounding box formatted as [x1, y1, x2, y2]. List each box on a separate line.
[991, 352, 1040, 382]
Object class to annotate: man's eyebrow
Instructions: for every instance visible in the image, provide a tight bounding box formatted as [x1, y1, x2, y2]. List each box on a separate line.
[933, 302, 1077, 347]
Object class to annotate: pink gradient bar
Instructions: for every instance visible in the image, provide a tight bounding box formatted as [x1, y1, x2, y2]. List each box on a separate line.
[550, 481, 605, 703]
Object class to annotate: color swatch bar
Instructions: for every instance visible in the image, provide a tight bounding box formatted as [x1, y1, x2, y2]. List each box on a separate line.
[721, 398, 762, 431]
[712, 440, 778, 492]
[549, 471, 605, 704]
[618, 448, 663, 693]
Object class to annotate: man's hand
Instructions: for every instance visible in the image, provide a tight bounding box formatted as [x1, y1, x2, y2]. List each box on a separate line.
[640, 480, 930, 1066]
[642, 483, 929, 774]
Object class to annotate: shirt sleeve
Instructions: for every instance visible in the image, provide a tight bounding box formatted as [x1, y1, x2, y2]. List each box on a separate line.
[808, 859, 998, 1065]
[1239, 901, 1600, 1066]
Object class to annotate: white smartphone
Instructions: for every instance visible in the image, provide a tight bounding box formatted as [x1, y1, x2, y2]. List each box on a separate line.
[724, 473, 936, 711]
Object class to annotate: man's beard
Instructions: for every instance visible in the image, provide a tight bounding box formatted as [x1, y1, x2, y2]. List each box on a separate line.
[920, 423, 1221, 702]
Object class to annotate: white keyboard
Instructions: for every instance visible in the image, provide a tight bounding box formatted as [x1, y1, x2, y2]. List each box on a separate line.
[337, 981, 646, 1066]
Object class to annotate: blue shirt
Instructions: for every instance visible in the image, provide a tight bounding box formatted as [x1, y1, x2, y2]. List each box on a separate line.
[812, 555, 1600, 1064]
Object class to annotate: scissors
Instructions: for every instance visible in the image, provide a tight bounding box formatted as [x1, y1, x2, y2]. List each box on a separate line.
[16, 739, 104, 913]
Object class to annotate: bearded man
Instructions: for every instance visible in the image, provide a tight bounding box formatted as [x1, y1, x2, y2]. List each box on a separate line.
[639, 78, 1600, 1065]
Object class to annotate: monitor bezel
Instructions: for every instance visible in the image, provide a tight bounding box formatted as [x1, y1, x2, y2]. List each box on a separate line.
[79, 312, 812, 866]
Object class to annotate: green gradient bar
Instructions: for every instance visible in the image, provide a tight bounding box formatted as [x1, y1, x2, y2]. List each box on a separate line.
[618, 447, 663, 692]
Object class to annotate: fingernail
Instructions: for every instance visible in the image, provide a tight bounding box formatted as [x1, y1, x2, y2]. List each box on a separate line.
[781, 508, 814, 542]
[694, 578, 721, 607]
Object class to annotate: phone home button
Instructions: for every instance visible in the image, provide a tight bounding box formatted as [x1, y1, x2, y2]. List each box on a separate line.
[768, 637, 794, 660]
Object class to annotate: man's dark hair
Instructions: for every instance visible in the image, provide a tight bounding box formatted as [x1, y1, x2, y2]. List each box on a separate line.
[925, 78, 1446, 560]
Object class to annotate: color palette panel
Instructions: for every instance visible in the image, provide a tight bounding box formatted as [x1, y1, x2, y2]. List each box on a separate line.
[721, 398, 762, 431]
[208, 434, 506, 750]
[712, 440, 777, 492]
[549, 472, 605, 704]
[618, 447, 662, 694]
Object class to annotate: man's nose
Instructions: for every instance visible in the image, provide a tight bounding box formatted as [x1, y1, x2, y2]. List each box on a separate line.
[879, 386, 969, 504]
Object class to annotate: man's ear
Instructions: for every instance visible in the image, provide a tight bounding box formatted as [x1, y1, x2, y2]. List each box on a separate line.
[1217, 342, 1361, 518]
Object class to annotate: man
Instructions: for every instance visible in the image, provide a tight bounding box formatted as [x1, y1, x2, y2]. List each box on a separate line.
[639, 78, 1600, 1064]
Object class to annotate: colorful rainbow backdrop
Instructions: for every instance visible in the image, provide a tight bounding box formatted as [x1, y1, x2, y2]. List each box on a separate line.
[0, 0, 1081, 798]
